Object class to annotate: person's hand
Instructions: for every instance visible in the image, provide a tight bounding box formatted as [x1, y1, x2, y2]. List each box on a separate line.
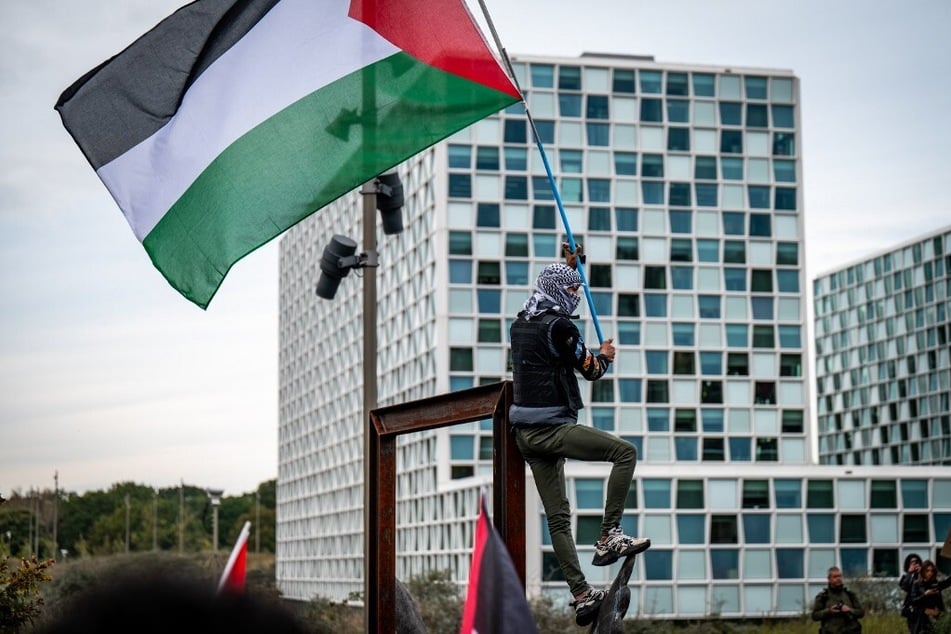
[839, 604, 852, 613]
[599, 338, 615, 363]
[562, 242, 584, 269]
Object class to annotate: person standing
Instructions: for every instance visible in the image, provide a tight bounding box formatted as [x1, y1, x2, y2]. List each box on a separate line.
[509, 246, 650, 626]
[901, 553, 923, 632]
[908, 560, 947, 634]
[811, 566, 864, 634]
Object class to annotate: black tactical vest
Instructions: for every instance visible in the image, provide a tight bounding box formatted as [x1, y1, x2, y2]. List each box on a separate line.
[510, 313, 583, 410]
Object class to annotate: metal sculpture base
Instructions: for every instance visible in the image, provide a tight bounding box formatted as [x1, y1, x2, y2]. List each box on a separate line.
[590, 553, 639, 633]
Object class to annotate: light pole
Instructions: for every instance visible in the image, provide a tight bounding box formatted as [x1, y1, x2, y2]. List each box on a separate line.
[315, 172, 404, 631]
[206, 489, 224, 555]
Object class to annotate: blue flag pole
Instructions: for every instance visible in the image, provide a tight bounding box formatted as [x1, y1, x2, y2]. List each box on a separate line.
[475, 1, 606, 345]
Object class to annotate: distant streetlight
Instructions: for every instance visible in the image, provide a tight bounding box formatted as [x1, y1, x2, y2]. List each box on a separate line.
[206, 489, 224, 554]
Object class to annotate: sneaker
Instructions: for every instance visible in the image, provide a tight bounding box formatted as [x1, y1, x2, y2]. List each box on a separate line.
[592, 526, 651, 566]
[570, 587, 605, 627]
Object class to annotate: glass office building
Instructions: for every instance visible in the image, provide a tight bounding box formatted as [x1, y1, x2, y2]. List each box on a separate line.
[277, 54, 951, 618]
[814, 225, 951, 466]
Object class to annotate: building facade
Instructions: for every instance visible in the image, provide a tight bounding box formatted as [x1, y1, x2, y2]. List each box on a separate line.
[814, 225, 951, 466]
[276, 53, 950, 618]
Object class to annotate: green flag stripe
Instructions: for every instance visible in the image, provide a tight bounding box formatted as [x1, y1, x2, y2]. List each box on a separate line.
[143, 52, 517, 308]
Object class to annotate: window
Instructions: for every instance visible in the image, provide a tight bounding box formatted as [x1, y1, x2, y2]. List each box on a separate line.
[780, 355, 801, 377]
[558, 65, 581, 89]
[613, 68, 636, 93]
[749, 213, 771, 236]
[669, 210, 692, 233]
[695, 156, 717, 180]
[504, 176, 527, 200]
[640, 70, 662, 93]
[674, 409, 697, 432]
[720, 130, 743, 153]
[772, 104, 794, 128]
[616, 237, 638, 260]
[586, 95, 609, 119]
[642, 181, 664, 204]
[672, 323, 695, 346]
[678, 515, 705, 544]
[644, 294, 667, 317]
[730, 438, 751, 461]
[668, 127, 690, 151]
[666, 72, 689, 95]
[476, 261, 501, 284]
[840, 515, 867, 543]
[450, 347, 473, 371]
[721, 157, 743, 179]
[700, 352, 722, 375]
[773, 132, 795, 156]
[475, 146, 499, 170]
[589, 207, 611, 231]
[726, 324, 748, 347]
[677, 480, 704, 508]
[807, 481, 834, 508]
[782, 410, 804, 433]
[701, 380, 723, 404]
[870, 481, 897, 508]
[775, 187, 797, 210]
[808, 514, 835, 542]
[755, 438, 779, 461]
[748, 188, 771, 210]
[614, 152, 637, 175]
[646, 380, 669, 403]
[530, 64, 554, 87]
[506, 261, 529, 285]
[477, 319, 501, 343]
[644, 266, 667, 289]
[698, 295, 721, 318]
[671, 266, 693, 290]
[697, 239, 719, 262]
[703, 438, 725, 461]
[616, 207, 638, 231]
[644, 479, 671, 508]
[449, 231, 472, 255]
[675, 437, 697, 461]
[617, 294, 639, 317]
[743, 480, 769, 508]
[778, 326, 801, 348]
[532, 205, 556, 229]
[903, 514, 930, 542]
[673, 351, 695, 374]
[692, 73, 715, 96]
[723, 241, 746, 263]
[646, 350, 668, 374]
[587, 178, 611, 201]
[711, 549, 739, 579]
[505, 233, 529, 257]
[476, 203, 500, 227]
[776, 242, 798, 266]
[641, 154, 664, 177]
[726, 353, 749, 375]
[711, 515, 739, 543]
[670, 238, 693, 261]
[667, 99, 690, 122]
[503, 119, 526, 143]
[586, 123, 610, 146]
[774, 480, 802, 508]
[448, 260, 470, 283]
[591, 380, 614, 402]
[776, 549, 804, 578]
[723, 212, 745, 235]
[448, 144, 470, 168]
[719, 102, 742, 125]
[448, 174, 471, 198]
[640, 98, 663, 122]
[534, 120, 555, 144]
[746, 103, 768, 127]
[743, 515, 771, 543]
[669, 183, 692, 207]
[588, 264, 612, 287]
[724, 268, 746, 291]
[751, 297, 773, 320]
[750, 270, 773, 292]
[777, 270, 799, 292]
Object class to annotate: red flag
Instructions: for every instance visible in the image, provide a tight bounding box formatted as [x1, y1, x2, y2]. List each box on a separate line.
[218, 521, 251, 593]
[460, 493, 537, 634]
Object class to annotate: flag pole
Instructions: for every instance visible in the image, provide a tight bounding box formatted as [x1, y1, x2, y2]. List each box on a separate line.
[473, 0, 605, 345]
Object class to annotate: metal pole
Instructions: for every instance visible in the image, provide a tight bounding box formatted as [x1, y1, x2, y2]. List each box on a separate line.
[52, 471, 58, 559]
[124, 493, 130, 553]
[153, 491, 158, 551]
[362, 182, 379, 632]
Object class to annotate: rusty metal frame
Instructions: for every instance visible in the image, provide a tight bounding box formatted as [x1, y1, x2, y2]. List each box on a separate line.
[364, 380, 524, 632]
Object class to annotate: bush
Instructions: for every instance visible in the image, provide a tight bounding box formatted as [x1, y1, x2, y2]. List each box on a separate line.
[0, 556, 54, 633]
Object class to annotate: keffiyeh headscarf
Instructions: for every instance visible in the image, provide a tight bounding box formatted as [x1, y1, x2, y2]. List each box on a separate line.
[521, 263, 583, 319]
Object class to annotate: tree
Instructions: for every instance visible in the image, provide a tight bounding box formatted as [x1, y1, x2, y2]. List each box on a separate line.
[0, 556, 54, 632]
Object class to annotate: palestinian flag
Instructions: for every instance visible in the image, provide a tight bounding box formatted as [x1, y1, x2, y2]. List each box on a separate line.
[56, 0, 520, 308]
[460, 493, 537, 634]
[218, 521, 251, 593]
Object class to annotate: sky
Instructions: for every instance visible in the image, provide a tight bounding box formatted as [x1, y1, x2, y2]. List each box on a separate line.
[1, 0, 949, 497]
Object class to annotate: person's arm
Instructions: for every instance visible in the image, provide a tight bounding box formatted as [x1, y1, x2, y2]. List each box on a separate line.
[549, 319, 612, 381]
[811, 592, 828, 622]
[845, 591, 865, 619]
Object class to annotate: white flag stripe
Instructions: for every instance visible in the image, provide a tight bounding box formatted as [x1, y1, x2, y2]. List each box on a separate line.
[97, 0, 398, 241]
[217, 520, 252, 592]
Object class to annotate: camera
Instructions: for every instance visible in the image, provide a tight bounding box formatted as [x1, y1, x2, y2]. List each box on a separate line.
[833, 601, 844, 610]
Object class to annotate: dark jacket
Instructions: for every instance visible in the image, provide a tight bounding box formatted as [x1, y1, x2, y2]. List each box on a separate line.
[811, 585, 864, 634]
[908, 577, 946, 634]
[509, 309, 608, 426]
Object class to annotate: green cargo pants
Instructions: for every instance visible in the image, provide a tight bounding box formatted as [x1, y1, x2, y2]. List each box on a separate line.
[514, 423, 637, 596]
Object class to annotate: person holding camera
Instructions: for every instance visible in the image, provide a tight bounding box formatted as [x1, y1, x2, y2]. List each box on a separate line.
[900, 554, 923, 631]
[811, 566, 864, 633]
[907, 559, 948, 633]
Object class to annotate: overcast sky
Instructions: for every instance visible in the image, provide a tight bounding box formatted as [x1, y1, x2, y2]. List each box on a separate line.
[1, 0, 948, 496]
